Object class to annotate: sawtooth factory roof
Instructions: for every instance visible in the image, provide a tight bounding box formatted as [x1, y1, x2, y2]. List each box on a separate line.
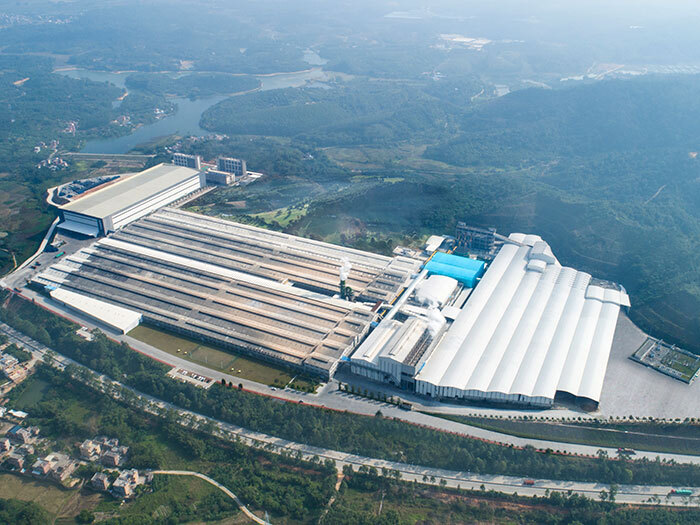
[34, 209, 421, 377]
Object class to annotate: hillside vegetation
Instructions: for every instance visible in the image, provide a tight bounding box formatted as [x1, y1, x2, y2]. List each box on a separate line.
[197, 76, 700, 352]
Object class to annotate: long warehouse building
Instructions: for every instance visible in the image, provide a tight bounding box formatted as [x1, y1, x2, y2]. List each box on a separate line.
[57, 163, 205, 237]
[413, 233, 630, 408]
[34, 209, 420, 378]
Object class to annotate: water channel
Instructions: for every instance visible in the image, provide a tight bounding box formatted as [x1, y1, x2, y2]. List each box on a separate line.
[57, 65, 343, 154]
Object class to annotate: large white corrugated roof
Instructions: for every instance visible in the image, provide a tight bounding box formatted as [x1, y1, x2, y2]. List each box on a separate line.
[414, 234, 629, 403]
[49, 287, 142, 333]
[60, 164, 201, 219]
[414, 275, 458, 307]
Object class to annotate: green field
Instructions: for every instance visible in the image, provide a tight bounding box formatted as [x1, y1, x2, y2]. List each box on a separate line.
[428, 414, 700, 456]
[128, 324, 319, 389]
[253, 203, 309, 228]
[13, 378, 49, 410]
[0, 474, 78, 516]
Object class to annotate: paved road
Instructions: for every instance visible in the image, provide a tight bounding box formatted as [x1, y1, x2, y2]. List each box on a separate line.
[11, 217, 59, 274]
[151, 470, 267, 524]
[2, 321, 699, 508]
[8, 289, 700, 467]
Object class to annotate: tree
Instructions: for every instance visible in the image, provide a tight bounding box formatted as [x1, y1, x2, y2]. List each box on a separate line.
[76, 510, 95, 524]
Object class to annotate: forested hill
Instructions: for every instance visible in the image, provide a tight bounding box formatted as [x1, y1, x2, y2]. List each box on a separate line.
[425, 76, 700, 351]
[194, 74, 700, 352]
[427, 75, 700, 167]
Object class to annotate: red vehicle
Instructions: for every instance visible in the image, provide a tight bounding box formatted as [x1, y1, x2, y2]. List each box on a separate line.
[523, 479, 535, 486]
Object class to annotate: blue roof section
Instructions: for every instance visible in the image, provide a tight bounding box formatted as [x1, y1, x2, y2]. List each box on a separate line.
[425, 253, 485, 287]
[430, 252, 486, 272]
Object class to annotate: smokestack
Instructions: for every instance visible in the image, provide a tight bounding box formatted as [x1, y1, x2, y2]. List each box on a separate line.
[339, 257, 352, 299]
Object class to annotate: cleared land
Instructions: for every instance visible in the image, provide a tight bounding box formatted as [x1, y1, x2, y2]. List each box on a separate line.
[129, 324, 319, 388]
[598, 314, 700, 419]
[0, 473, 84, 516]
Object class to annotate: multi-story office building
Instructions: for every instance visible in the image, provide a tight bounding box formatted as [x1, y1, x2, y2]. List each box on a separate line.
[217, 157, 247, 177]
[172, 153, 202, 170]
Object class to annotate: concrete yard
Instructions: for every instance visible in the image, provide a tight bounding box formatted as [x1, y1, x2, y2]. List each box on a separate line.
[597, 312, 700, 419]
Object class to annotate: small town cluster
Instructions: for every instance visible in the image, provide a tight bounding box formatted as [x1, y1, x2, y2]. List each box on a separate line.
[0, 411, 149, 499]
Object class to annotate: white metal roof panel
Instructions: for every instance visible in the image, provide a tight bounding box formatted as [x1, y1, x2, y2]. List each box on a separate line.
[486, 264, 561, 393]
[441, 244, 532, 389]
[555, 298, 603, 396]
[529, 272, 590, 399]
[56, 220, 100, 237]
[50, 287, 142, 333]
[464, 267, 541, 392]
[508, 267, 578, 396]
[60, 164, 201, 219]
[576, 302, 621, 401]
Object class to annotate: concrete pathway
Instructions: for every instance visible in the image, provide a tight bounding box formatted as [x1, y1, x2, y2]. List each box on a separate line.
[151, 470, 267, 524]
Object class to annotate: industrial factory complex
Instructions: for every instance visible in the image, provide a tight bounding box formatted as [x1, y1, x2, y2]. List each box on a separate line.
[35, 207, 420, 377]
[27, 161, 632, 410]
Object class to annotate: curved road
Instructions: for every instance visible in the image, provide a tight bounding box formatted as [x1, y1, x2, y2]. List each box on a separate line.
[2, 321, 699, 508]
[151, 470, 266, 524]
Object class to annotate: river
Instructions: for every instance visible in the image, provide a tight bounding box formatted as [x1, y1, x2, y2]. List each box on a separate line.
[56, 67, 346, 154]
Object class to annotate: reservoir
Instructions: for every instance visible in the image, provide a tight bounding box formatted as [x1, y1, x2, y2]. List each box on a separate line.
[80, 95, 226, 154]
[56, 68, 347, 154]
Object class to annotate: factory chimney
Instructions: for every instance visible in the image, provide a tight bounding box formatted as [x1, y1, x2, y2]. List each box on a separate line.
[339, 257, 352, 300]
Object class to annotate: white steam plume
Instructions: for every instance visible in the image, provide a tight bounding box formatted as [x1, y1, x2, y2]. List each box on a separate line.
[339, 257, 352, 281]
[426, 306, 446, 338]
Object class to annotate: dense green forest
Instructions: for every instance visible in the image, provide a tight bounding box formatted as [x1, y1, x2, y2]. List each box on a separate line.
[126, 72, 260, 99]
[200, 79, 475, 145]
[4, 291, 700, 488]
[0, 498, 50, 525]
